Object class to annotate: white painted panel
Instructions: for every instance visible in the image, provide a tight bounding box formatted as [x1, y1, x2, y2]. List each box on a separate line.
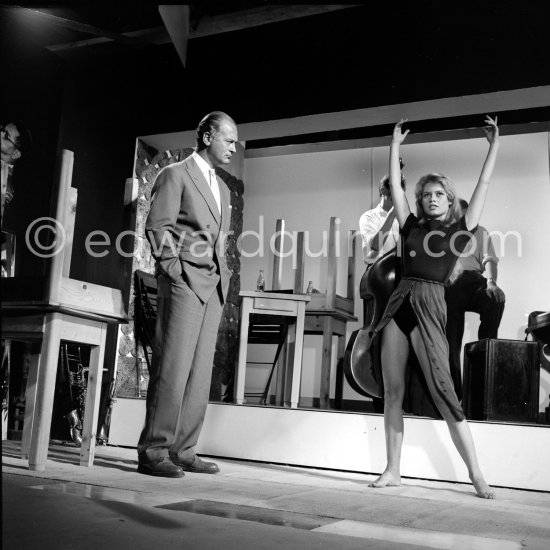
[108, 397, 145, 448]
[196, 404, 550, 492]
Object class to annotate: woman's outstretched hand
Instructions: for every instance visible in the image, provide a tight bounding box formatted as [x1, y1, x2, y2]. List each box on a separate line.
[392, 118, 410, 145]
[483, 115, 499, 144]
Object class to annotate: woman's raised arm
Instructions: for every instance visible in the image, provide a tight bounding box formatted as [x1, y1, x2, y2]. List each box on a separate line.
[389, 119, 411, 228]
[465, 115, 500, 231]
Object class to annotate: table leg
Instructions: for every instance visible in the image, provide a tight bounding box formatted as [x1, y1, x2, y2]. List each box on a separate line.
[289, 303, 306, 408]
[20, 349, 40, 458]
[320, 317, 333, 409]
[284, 320, 297, 407]
[235, 298, 252, 405]
[28, 313, 62, 471]
[80, 323, 107, 467]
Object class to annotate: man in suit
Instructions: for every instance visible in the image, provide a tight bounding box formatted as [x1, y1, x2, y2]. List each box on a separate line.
[138, 111, 237, 478]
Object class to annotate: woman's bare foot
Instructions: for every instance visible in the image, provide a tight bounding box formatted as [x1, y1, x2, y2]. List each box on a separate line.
[471, 477, 495, 499]
[369, 471, 401, 488]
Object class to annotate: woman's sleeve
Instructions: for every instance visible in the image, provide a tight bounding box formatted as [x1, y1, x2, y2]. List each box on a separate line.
[400, 212, 417, 237]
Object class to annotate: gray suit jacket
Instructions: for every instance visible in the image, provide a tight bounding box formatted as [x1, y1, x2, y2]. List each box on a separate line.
[145, 155, 232, 304]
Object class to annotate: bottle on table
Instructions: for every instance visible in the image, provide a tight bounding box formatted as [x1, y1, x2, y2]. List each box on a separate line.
[257, 269, 265, 291]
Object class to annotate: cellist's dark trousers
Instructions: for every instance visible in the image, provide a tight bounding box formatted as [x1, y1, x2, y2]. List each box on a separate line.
[445, 271, 504, 401]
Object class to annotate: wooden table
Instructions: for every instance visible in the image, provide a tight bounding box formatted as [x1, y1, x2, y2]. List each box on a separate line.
[2, 305, 121, 471]
[1, 150, 127, 471]
[235, 291, 310, 408]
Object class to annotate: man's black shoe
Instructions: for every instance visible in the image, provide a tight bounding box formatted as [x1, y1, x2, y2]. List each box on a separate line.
[171, 455, 219, 474]
[137, 457, 184, 478]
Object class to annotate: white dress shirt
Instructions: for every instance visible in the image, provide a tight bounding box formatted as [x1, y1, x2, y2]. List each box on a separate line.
[359, 203, 400, 265]
[192, 151, 221, 213]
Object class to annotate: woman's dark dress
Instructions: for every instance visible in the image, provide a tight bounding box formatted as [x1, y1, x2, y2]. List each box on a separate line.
[370, 213, 476, 422]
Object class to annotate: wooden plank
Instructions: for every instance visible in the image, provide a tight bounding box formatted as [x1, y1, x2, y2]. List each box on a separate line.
[346, 229, 356, 300]
[159, 5, 189, 67]
[326, 217, 338, 310]
[62, 187, 78, 278]
[150, 89, 550, 153]
[18, 7, 149, 46]
[319, 316, 333, 409]
[58, 277, 126, 319]
[335, 295, 356, 317]
[20, 350, 40, 458]
[288, 300, 307, 408]
[58, 315, 105, 344]
[253, 297, 298, 314]
[27, 313, 62, 471]
[293, 232, 305, 293]
[240, 291, 309, 302]
[306, 293, 328, 311]
[123, 177, 137, 206]
[46, 6, 357, 51]
[80, 323, 107, 467]
[47, 150, 74, 304]
[272, 219, 284, 290]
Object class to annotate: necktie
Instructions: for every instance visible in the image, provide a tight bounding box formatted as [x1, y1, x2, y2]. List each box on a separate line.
[209, 169, 221, 214]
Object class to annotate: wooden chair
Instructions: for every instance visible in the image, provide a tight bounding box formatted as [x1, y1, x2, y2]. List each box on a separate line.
[282, 217, 358, 409]
[134, 269, 159, 373]
[1, 150, 127, 471]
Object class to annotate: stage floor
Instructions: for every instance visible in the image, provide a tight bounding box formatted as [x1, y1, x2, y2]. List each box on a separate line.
[2, 439, 550, 550]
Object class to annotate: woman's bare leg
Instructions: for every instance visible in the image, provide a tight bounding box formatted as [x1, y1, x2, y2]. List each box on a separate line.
[369, 319, 409, 488]
[410, 328, 494, 499]
[446, 420, 494, 498]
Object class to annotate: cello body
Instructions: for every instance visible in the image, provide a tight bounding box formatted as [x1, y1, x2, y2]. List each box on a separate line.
[343, 248, 401, 398]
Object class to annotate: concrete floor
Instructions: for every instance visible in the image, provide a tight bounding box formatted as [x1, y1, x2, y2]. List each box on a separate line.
[2, 440, 550, 550]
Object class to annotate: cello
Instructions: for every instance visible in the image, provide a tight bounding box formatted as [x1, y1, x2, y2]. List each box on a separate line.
[343, 158, 405, 398]
[343, 248, 400, 398]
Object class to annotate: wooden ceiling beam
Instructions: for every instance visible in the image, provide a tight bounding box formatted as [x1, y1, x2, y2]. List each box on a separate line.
[46, 5, 359, 52]
[14, 6, 149, 47]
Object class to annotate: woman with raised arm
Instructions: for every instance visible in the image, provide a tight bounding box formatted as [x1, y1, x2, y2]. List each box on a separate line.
[368, 116, 499, 499]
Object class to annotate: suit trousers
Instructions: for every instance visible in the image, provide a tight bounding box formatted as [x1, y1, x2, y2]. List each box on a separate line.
[445, 271, 504, 402]
[138, 274, 222, 462]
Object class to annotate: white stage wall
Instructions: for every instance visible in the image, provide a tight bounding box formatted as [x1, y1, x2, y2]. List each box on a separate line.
[242, 131, 550, 404]
[109, 399, 550, 492]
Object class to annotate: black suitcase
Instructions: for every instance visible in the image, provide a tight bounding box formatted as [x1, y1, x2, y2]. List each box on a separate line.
[463, 338, 540, 422]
